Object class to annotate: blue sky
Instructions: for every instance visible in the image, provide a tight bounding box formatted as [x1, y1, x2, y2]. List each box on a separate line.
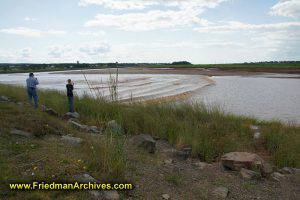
[0, 0, 299, 64]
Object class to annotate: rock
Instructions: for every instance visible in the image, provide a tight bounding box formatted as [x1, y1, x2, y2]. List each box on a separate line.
[68, 118, 80, 123]
[193, 161, 209, 170]
[86, 126, 100, 134]
[74, 174, 119, 200]
[164, 159, 173, 165]
[221, 152, 264, 171]
[162, 194, 170, 200]
[250, 125, 259, 130]
[45, 108, 59, 117]
[174, 150, 191, 160]
[102, 190, 120, 200]
[10, 129, 33, 138]
[282, 167, 300, 175]
[0, 95, 9, 102]
[254, 132, 261, 139]
[64, 112, 80, 119]
[130, 134, 156, 153]
[107, 120, 124, 135]
[212, 187, 228, 199]
[240, 168, 259, 180]
[260, 163, 273, 176]
[68, 120, 88, 130]
[61, 135, 83, 145]
[271, 172, 285, 182]
[68, 120, 100, 134]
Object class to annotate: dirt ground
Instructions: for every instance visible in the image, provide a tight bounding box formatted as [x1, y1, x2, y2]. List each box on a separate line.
[122, 139, 300, 200]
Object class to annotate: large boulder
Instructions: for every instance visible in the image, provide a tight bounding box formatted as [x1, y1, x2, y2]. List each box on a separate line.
[107, 120, 124, 135]
[221, 152, 271, 174]
[10, 129, 33, 138]
[130, 134, 156, 153]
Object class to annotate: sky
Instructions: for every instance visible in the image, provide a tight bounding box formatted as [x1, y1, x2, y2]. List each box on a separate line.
[0, 0, 299, 64]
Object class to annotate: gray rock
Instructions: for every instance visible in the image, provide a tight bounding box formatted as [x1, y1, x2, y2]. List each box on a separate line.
[282, 167, 300, 175]
[86, 126, 100, 134]
[162, 193, 170, 200]
[68, 120, 100, 134]
[174, 150, 191, 160]
[240, 168, 259, 180]
[61, 135, 83, 145]
[68, 120, 88, 130]
[45, 108, 59, 117]
[0, 95, 9, 102]
[64, 112, 80, 119]
[107, 120, 124, 135]
[130, 134, 156, 153]
[74, 174, 119, 200]
[212, 187, 229, 199]
[102, 190, 120, 200]
[271, 172, 285, 182]
[10, 129, 33, 138]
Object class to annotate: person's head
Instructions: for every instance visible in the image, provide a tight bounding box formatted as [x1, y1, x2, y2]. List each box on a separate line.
[68, 79, 72, 83]
[29, 72, 34, 77]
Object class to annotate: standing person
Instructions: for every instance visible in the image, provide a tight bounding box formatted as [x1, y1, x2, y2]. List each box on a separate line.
[26, 72, 39, 109]
[66, 79, 74, 113]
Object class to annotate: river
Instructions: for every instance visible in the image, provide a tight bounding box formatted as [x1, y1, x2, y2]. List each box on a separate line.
[0, 70, 299, 124]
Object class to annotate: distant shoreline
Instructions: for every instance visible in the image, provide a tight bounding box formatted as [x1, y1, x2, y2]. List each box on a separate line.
[53, 67, 300, 76]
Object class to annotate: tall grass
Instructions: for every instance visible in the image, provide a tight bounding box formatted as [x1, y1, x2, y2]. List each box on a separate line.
[0, 84, 299, 167]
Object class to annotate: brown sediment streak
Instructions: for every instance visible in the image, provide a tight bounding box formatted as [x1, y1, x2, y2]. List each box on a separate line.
[145, 92, 193, 104]
[202, 75, 216, 85]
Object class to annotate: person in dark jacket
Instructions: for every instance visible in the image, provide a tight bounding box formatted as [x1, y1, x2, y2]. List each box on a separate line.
[66, 79, 74, 112]
[26, 72, 39, 109]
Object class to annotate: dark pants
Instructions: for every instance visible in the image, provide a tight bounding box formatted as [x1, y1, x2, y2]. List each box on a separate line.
[68, 96, 74, 112]
[27, 87, 38, 109]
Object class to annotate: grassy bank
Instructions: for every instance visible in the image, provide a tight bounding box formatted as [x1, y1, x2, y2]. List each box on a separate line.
[0, 84, 299, 169]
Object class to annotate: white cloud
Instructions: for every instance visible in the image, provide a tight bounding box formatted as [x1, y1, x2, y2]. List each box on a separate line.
[194, 21, 300, 32]
[85, 9, 210, 31]
[79, 42, 110, 56]
[79, 0, 227, 10]
[24, 17, 37, 21]
[0, 27, 67, 37]
[270, 0, 300, 18]
[82, 0, 227, 31]
[48, 45, 72, 58]
[78, 30, 106, 37]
